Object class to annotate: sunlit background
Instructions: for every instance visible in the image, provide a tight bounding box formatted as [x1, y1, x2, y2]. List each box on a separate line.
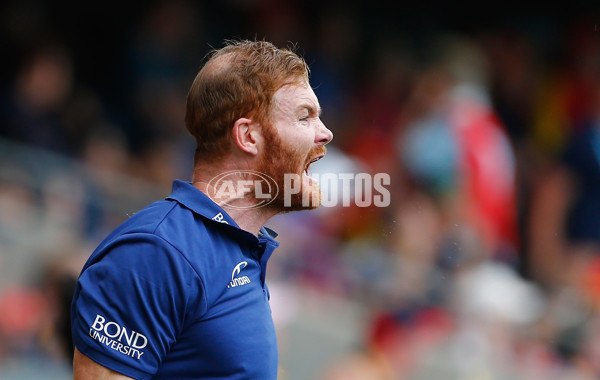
[1, 1, 600, 379]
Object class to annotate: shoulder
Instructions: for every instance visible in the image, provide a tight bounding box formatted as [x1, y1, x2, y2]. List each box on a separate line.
[89, 198, 212, 270]
[79, 231, 205, 305]
[80, 197, 237, 299]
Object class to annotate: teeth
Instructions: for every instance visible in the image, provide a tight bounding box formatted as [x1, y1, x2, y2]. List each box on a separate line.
[304, 154, 323, 176]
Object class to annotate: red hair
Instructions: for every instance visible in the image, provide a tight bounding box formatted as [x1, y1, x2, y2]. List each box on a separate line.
[185, 40, 310, 163]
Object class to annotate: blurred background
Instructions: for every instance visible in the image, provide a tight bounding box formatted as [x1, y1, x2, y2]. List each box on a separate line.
[1, 1, 600, 379]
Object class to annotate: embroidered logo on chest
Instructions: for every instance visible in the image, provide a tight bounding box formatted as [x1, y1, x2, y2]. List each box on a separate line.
[228, 261, 251, 288]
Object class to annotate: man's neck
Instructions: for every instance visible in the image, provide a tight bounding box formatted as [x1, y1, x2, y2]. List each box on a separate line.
[192, 166, 278, 236]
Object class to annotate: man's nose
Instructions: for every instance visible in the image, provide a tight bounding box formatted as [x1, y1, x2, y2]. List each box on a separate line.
[316, 120, 333, 145]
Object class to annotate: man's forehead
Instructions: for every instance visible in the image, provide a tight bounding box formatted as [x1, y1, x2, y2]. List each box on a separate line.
[272, 83, 320, 110]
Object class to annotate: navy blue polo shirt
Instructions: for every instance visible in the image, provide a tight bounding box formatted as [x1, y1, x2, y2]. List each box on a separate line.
[71, 180, 280, 379]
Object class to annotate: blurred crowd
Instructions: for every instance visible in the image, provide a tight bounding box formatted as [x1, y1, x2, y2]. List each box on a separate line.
[1, 1, 600, 379]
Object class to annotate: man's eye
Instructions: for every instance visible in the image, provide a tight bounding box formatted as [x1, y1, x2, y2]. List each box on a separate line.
[299, 116, 309, 121]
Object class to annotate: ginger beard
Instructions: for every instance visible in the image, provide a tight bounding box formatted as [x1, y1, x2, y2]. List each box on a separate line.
[258, 123, 326, 212]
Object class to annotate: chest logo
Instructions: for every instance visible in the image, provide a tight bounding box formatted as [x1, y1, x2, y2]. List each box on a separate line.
[228, 261, 251, 288]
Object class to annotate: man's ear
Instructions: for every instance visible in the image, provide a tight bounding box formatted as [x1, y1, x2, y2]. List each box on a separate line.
[232, 117, 261, 156]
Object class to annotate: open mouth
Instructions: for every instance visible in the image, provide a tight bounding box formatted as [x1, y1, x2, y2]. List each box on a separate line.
[304, 154, 324, 176]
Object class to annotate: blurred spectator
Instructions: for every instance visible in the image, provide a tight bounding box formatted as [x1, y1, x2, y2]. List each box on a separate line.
[398, 35, 518, 263]
[528, 40, 600, 292]
[1, 43, 109, 158]
[127, 0, 203, 147]
[1, 44, 75, 153]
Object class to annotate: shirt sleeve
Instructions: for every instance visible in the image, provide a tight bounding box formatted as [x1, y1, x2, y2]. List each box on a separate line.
[71, 232, 205, 379]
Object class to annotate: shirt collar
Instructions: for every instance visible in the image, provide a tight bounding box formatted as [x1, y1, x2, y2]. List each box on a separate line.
[166, 180, 278, 241]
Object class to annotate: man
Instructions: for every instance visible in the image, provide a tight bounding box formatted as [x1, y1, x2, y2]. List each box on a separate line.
[71, 40, 333, 379]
